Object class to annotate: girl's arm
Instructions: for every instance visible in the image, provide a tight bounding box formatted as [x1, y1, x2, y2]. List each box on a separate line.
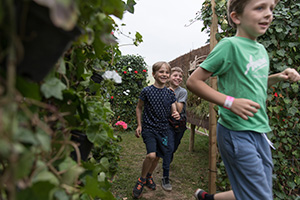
[135, 99, 144, 138]
[169, 87, 184, 113]
[268, 68, 300, 87]
[186, 67, 260, 120]
[175, 102, 184, 113]
[171, 103, 180, 120]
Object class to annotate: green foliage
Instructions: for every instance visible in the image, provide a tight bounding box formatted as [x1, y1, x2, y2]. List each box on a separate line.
[110, 55, 149, 131]
[199, 0, 300, 198]
[91, 135, 122, 179]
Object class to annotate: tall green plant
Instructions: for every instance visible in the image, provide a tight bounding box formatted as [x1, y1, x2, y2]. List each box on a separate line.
[0, 0, 141, 199]
[198, 0, 300, 198]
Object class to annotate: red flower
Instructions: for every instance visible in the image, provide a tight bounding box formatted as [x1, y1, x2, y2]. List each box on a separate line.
[283, 119, 285, 121]
[111, 96, 114, 99]
[142, 69, 147, 72]
[134, 70, 138, 74]
[274, 92, 278, 97]
[123, 71, 127, 74]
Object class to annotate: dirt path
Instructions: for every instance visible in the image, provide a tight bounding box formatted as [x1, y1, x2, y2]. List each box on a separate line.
[112, 131, 209, 200]
[137, 166, 195, 200]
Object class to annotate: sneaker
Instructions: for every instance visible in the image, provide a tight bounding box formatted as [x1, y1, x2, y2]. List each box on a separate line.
[132, 178, 145, 199]
[194, 188, 208, 200]
[161, 176, 172, 191]
[146, 176, 156, 190]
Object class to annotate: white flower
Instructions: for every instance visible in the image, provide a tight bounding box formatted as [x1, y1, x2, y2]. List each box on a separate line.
[102, 70, 122, 83]
[126, 89, 130, 93]
[128, 68, 132, 72]
[123, 91, 129, 95]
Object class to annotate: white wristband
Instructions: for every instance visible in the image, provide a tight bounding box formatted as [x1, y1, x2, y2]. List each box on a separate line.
[223, 96, 234, 109]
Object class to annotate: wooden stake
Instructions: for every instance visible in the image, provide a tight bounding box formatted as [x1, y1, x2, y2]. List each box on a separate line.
[208, 0, 218, 194]
[189, 124, 196, 152]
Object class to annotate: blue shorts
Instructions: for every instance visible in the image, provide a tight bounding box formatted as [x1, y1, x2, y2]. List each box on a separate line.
[217, 123, 274, 200]
[142, 128, 170, 158]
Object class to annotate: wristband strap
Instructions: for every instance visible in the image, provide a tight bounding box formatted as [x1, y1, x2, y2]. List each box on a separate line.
[223, 96, 235, 110]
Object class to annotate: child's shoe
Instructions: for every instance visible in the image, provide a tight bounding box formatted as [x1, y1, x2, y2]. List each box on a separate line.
[161, 176, 172, 191]
[145, 175, 156, 190]
[132, 178, 145, 199]
[194, 188, 208, 200]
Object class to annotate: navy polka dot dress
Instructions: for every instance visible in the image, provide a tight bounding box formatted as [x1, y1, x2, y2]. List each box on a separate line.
[140, 85, 176, 131]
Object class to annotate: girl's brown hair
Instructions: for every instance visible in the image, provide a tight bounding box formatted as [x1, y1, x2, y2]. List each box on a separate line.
[152, 61, 171, 74]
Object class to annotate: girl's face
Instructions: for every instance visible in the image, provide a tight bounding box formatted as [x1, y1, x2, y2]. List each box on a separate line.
[233, 0, 275, 40]
[169, 71, 183, 88]
[153, 64, 170, 85]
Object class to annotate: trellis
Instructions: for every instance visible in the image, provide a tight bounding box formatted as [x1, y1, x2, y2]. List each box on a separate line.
[188, 0, 219, 193]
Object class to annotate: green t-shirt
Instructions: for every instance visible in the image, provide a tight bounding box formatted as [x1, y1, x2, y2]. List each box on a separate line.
[200, 36, 271, 133]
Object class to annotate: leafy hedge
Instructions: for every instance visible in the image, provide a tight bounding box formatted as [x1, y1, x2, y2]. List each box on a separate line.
[110, 55, 149, 131]
[198, 0, 300, 198]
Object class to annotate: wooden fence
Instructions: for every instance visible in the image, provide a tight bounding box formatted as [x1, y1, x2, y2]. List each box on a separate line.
[169, 44, 210, 152]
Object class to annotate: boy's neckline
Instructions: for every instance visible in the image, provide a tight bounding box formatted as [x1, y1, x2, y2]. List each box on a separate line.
[234, 36, 258, 43]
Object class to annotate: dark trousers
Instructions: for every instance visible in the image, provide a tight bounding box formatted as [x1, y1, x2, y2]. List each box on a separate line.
[162, 127, 186, 177]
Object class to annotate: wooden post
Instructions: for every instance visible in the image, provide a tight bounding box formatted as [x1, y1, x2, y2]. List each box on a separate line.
[189, 124, 196, 152]
[208, 0, 218, 194]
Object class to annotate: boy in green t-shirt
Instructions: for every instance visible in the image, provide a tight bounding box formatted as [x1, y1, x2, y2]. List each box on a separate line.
[187, 0, 300, 199]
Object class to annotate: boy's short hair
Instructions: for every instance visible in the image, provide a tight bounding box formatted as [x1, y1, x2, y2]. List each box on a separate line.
[227, 0, 280, 28]
[171, 67, 183, 75]
[152, 61, 171, 74]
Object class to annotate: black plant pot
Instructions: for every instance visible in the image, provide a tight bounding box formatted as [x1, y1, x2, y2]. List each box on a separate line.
[15, 1, 81, 81]
[70, 130, 93, 161]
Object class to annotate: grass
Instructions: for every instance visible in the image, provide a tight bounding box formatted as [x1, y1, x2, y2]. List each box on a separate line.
[111, 128, 210, 200]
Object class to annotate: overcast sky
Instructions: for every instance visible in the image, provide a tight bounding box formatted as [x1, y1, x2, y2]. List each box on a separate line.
[114, 0, 209, 69]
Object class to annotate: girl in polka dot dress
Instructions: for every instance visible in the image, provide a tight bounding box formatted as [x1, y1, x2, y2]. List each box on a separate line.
[132, 61, 180, 199]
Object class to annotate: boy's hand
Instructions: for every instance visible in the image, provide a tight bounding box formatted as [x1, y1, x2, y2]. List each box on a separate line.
[230, 98, 261, 120]
[168, 87, 175, 95]
[135, 126, 142, 138]
[280, 68, 300, 82]
[172, 111, 180, 120]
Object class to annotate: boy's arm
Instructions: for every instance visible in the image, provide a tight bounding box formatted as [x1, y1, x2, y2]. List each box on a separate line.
[169, 87, 184, 113]
[135, 99, 144, 138]
[175, 89, 187, 113]
[186, 67, 260, 120]
[268, 68, 300, 87]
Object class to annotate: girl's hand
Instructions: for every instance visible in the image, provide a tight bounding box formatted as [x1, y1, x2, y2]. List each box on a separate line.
[135, 126, 142, 138]
[172, 111, 180, 120]
[230, 98, 261, 120]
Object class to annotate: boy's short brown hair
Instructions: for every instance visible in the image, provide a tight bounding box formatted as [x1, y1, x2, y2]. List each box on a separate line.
[171, 67, 183, 75]
[152, 61, 171, 74]
[227, 0, 280, 28]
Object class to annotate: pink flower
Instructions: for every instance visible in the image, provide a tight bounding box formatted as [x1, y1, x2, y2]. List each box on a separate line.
[274, 92, 278, 97]
[111, 96, 114, 99]
[123, 71, 127, 74]
[134, 71, 138, 74]
[115, 121, 128, 130]
[142, 69, 147, 72]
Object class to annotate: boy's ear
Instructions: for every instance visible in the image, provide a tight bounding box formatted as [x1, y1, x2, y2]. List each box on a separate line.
[230, 11, 241, 26]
